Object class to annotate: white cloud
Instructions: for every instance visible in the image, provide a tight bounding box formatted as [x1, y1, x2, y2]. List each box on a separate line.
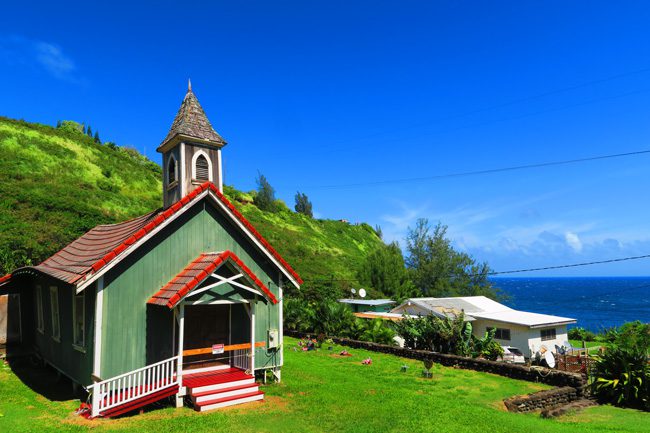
[379, 201, 430, 244]
[0, 35, 80, 82]
[565, 231, 583, 252]
[33, 42, 75, 79]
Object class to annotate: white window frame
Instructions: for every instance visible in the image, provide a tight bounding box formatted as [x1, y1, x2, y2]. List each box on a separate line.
[35, 285, 44, 334]
[167, 154, 178, 186]
[191, 149, 213, 182]
[541, 328, 556, 341]
[49, 286, 60, 342]
[72, 290, 85, 352]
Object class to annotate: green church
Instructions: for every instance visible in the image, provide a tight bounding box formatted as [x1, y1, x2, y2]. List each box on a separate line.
[0, 82, 302, 417]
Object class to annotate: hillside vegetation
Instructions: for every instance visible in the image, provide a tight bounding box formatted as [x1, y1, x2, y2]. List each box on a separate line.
[0, 116, 383, 286]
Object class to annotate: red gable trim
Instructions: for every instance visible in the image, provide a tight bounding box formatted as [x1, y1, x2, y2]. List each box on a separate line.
[86, 182, 302, 287]
[148, 251, 278, 309]
[0, 273, 11, 285]
[203, 183, 303, 285]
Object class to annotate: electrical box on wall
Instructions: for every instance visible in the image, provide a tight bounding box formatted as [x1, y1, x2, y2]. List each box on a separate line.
[268, 329, 279, 349]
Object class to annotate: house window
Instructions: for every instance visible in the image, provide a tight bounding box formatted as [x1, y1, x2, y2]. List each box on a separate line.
[541, 328, 556, 341]
[194, 154, 210, 181]
[49, 286, 60, 342]
[167, 155, 177, 184]
[35, 285, 44, 333]
[72, 291, 85, 349]
[488, 327, 511, 341]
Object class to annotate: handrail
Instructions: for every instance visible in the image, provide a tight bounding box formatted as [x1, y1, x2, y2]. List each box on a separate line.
[89, 355, 180, 418]
[88, 355, 179, 389]
[183, 341, 265, 357]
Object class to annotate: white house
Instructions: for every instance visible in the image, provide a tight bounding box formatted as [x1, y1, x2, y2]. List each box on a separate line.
[391, 296, 576, 358]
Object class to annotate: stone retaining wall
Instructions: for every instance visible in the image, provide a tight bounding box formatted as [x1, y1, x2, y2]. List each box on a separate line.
[503, 387, 577, 413]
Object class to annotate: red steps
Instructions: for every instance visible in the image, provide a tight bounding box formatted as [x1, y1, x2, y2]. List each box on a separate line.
[193, 390, 264, 412]
[183, 368, 264, 412]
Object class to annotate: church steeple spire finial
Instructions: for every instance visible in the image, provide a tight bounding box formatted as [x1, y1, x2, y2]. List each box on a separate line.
[188, 78, 192, 92]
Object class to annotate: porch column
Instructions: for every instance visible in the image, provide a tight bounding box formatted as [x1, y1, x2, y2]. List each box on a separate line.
[175, 303, 185, 408]
[90, 277, 104, 418]
[250, 298, 255, 374]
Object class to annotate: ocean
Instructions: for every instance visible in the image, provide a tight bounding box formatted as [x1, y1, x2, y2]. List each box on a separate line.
[491, 277, 650, 332]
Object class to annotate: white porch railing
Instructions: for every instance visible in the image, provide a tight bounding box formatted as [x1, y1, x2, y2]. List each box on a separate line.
[231, 348, 251, 373]
[88, 355, 180, 418]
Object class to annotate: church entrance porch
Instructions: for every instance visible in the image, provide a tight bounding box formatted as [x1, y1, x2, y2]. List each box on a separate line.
[180, 303, 253, 374]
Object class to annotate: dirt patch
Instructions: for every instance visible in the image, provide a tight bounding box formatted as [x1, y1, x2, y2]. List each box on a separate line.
[490, 400, 509, 412]
[57, 395, 292, 427]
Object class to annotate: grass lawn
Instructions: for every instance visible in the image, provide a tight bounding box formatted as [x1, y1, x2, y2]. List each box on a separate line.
[568, 340, 606, 355]
[0, 337, 648, 433]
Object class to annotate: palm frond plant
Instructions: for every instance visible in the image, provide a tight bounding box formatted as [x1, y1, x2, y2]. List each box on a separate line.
[360, 318, 396, 345]
[591, 322, 650, 411]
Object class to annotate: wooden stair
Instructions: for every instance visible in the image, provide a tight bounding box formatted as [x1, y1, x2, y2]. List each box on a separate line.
[183, 367, 264, 412]
[100, 384, 179, 418]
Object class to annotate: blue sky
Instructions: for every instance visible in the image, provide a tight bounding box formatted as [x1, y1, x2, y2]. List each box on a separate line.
[2, 1, 650, 276]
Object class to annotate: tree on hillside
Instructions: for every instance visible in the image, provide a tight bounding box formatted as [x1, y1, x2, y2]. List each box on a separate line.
[356, 242, 416, 301]
[86, 125, 93, 138]
[405, 218, 498, 299]
[94, 131, 101, 144]
[374, 225, 383, 240]
[253, 173, 277, 212]
[294, 191, 313, 217]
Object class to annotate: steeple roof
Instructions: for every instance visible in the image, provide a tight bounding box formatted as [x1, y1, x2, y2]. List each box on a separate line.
[158, 82, 226, 151]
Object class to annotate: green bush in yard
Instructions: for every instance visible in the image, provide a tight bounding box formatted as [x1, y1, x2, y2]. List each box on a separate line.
[360, 318, 396, 345]
[591, 322, 650, 410]
[568, 327, 597, 342]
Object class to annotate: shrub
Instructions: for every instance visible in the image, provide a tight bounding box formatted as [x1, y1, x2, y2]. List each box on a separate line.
[393, 312, 472, 356]
[284, 298, 316, 334]
[360, 319, 396, 345]
[57, 120, 84, 134]
[591, 321, 650, 410]
[568, 327, 597, 342]
[592, 346, 649, 410]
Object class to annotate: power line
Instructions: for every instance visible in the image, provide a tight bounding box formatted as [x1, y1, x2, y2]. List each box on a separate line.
[487, 254, 650, 276]
[299, 253, 650, 283]
[305, 149, 650, 189]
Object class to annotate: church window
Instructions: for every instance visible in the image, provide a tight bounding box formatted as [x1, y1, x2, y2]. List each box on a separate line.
[195, 154, 210, 181]
[167, 155, 177, 184]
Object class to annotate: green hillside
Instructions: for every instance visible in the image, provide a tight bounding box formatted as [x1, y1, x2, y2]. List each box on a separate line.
[0, 116, 383, 287]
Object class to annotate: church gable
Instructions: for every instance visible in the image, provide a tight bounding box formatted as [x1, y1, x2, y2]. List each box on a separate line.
[84, 182, 302, 292]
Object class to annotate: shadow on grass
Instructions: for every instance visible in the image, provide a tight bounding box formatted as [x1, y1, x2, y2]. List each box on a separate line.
[5, 348, 84, 402]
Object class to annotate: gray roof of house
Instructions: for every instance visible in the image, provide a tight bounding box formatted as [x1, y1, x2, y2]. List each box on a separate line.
[160, 82, 226, 148]
[392, 296, 576, 328]
[338, 299, 396, 306]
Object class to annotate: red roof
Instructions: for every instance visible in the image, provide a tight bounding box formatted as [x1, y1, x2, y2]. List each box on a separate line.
[6, 182, 302, 288]
[148, 251, 278, 308]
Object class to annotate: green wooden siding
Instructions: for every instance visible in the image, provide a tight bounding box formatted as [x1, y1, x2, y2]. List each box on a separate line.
[31, 279, 95, 385]
[101, 198, 282, 379]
